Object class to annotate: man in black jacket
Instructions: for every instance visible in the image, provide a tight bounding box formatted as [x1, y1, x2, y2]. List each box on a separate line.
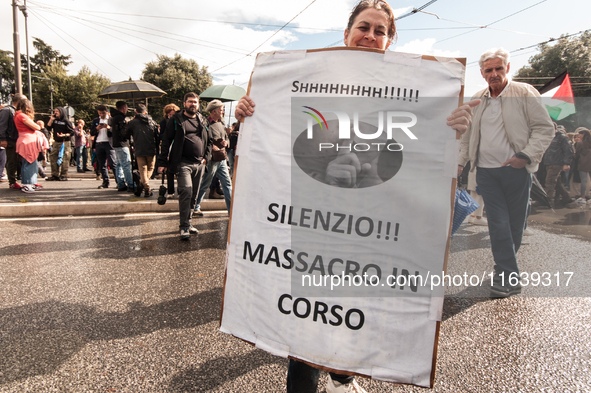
[127, 103, 158, 197]
[47, 107, 76, 181]
[0, 93, 26, 188]
[158, 92, 212, 240]
[90, 105, 117, 189]
[543, 124, 574, 208]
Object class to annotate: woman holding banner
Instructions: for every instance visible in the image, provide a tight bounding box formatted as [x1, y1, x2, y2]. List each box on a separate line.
[235, 1, 479, 392]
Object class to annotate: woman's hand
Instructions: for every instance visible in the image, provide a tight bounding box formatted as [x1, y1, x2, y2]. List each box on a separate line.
[447, 99, 481, 135]
[235, 95, 255, 122]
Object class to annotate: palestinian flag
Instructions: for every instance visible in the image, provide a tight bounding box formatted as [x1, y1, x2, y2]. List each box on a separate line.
[538, 71, 576, 120]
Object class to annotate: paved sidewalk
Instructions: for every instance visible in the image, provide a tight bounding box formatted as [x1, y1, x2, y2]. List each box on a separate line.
[0, 167, 226, 217]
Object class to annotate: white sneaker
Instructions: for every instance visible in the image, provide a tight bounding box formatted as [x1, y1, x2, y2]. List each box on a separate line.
[575, 197, 587, 208]
[20, 185, 35, 194]
[326, 376, 367, 393]
[469, 216, 488, 226]
[522, 227, 534, 236]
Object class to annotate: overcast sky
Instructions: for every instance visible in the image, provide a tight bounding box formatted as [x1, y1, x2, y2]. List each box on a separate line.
[1, 0, 590, 103]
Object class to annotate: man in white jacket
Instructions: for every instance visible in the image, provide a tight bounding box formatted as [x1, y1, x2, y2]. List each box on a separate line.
[458, 48, 553, 298]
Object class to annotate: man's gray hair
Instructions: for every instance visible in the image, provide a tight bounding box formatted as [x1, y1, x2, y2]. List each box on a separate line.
[479, 48, 510, 69]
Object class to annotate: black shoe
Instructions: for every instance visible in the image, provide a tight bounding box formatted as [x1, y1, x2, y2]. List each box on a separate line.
[127, 187, 135, 193]
[490, 283, 522, 298]
[83, 168, 92, 172]
[59, 176, 68, 181]
[132, 171, 142, 196]
[46, 176, 60, 181]
[144, 190, 153, 198]
[118, 186, 128, 192]
[98, 182, 109, 189]
[216, 187, 224, 196]
[490, 273, 522, 298]
[77, 168, 84, 173]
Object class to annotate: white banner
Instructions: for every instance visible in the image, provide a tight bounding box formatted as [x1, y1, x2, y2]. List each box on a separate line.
[221, 48, 465, 388]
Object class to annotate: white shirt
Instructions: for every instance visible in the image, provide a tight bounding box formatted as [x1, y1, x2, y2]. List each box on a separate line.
[477, 86, 515, 168]
[96, 117, 110, 143]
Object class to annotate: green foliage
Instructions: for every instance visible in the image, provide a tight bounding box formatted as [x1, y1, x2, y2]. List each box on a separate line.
[515, 32, 591, 95]
[32, 63, 111, 125]
[2, 38, 109, 124]
[515, 31, 591, 128]
[142, 53, 213, 121]
[28, 37, 72, 74]
[0, 50, 15, 103]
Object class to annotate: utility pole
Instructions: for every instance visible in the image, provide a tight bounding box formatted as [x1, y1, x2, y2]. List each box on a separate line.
[19, 0, 32, 103]
[12, 0, 23, 95]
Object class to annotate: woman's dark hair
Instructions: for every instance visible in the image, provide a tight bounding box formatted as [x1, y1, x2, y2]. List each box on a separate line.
[346, 0, 397, 43]
[578, 128, 591, 143]
[16, 99, 35, 119]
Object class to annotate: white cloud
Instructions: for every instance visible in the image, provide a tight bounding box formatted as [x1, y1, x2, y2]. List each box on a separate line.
[394, 38, 463, 58]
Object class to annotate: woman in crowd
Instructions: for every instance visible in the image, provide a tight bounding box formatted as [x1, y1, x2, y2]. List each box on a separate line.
[160, 103, 180, 194]
[574, 127, 591, 202]
[235, 1, 479, 392]
[14, 99, 48, 193]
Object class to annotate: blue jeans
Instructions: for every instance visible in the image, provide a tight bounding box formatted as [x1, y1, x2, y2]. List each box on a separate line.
[76, 145, 88, 169]
[476, 166, 531, 276]
[195, 160, 232, 211]
[0, 148, 6, 180]
[114, 147, 134, 189]
[21, 158, 38, 185]
[286, 360, 354, 393]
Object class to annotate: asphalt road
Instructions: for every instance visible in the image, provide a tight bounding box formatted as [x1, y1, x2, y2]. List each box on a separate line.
[0, 211, 590, 392]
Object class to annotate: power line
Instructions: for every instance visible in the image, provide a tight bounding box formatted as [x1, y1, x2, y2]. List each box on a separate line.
[30, 5, 249, 78]
[27, 0, 339, 32]
[396, 0, 439, 20]
[211, 0, 318, 74]
[417, 10, 549, 39]
[34, 6, 217, 65]
[30, 2, 251, 56]
[28, 9, 118, 78]
[324, 0, 440, 49]
[466, 29, 591, 67]
[435, 0, 548, 44]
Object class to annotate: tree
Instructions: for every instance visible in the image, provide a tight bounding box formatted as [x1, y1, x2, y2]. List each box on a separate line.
[22, 37, 72, 74]
[0, 50, 15, 104]
[32, 63, 111, 124]
[515, 32, 591, 128]
[142, 54, 213, 121]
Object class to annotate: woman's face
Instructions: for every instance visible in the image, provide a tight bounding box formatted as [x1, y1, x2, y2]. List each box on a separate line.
[344, 8, 391, 50]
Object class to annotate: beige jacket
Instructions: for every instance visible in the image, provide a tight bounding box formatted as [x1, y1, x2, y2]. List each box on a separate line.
[459, 81, 554, 173]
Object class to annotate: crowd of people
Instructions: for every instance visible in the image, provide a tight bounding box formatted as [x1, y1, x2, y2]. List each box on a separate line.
[0, 96, 240, 201]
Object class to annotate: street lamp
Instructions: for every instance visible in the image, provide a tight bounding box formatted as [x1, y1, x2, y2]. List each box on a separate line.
[32, 75, 53, 112]
[18, 0, 32, 103]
